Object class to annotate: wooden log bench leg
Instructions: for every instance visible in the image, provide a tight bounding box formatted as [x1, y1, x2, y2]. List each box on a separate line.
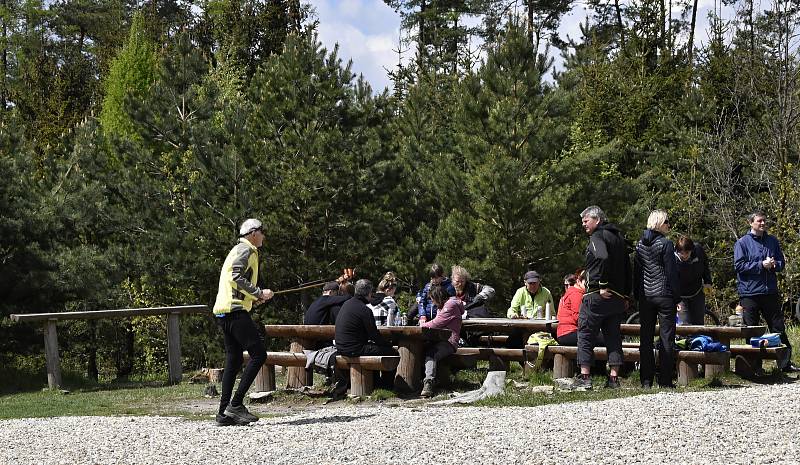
[678, 359, 698, 386]
[254, 364, 276, 392]
[349, 364, 374, 397]
[553, 353, 575, 379]
[286, 338, 313, 389]
[705, 362, 726, 380]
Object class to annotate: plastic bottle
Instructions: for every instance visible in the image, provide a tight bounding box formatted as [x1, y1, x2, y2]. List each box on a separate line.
[545, 302, 552, 320]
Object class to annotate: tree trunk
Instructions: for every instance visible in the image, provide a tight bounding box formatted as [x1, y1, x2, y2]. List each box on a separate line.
[614, 0, 626, 50]
[659, 0, 666, 58]
[527, 0, 535, 54]
[418, 0, 427, 67]
[688, 0, 698, 66]
[1, 0, 7, 110]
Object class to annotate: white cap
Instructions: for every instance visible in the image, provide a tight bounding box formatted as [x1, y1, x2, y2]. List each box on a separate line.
[239, 218, 263, 237]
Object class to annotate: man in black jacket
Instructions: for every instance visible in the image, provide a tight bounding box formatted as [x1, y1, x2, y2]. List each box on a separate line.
[304, 281, 350, 326]
[332, 279, 398, 396]
[574, 205, 632, 390]
[304, 281, 350, 350]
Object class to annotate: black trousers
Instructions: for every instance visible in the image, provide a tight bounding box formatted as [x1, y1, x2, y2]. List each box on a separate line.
[681, 292, 706, 325]
[639, 296, 677, 386]
[577, 293, 624, 367]
[216, 311, 267, 415]
[741, 294, 793, 369]
[558, 331, 605, 347]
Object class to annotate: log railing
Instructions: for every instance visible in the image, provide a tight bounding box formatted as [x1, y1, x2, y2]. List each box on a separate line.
[10, 305, 209, 388]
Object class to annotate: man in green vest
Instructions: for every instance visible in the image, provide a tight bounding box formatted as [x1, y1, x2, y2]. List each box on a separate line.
[213, 218, 273, 426]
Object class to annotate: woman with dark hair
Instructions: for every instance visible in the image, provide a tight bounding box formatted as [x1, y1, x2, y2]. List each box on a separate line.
[556, 269, 602, 346]
[675, 236, 713, 325]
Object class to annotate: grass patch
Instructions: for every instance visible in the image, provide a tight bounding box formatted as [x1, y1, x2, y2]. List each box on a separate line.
[0, 382, 209, 420]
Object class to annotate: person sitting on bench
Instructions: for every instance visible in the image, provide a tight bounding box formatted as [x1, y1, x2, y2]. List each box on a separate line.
[420, 285, 464, 397]
[333, 279, 399, 395]
[505, 270, 554, 348]
[557, 268, 605, 346]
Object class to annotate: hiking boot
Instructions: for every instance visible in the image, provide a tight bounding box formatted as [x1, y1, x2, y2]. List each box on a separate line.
[420, 379, 435, 398]
[641, 380, 653, 389]
[782, 364, 800, 373]
[572, 374, 592, 391]
[326, 383, 349, 403]
[224, 403, 258, 423]
[604, 376, 620, 389]
[215, 413, 238, 427]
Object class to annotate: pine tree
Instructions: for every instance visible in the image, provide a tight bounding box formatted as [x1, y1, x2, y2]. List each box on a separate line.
[99, 10, 156, 139]
[436, 21, 571, 302]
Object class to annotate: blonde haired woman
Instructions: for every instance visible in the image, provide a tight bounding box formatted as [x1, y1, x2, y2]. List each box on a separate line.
[634, 209, 681, 388]
[368, 272, 400, 326]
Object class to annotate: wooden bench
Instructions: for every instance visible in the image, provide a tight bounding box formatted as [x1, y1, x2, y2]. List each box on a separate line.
[477, 335, 509, 346]
[245, 351, 400, 397]
[263, 325, 448, 392]
[437, 352, 480, 384]
[525, 344, 731, 386]
[729, 345, 788, 377]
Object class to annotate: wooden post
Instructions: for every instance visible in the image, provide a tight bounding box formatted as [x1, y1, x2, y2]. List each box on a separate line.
[349, 364, 373, 397]
[395, 339, 423, 392]
[677, 359, 698, 386]
[553, 353, 574, 379]
[705, 362, 726, 380]
[166, 312, 182, 384]
[208, 368, 223, 383]
[286, 338, 312, 388]
[254, 365, 276, 392]
[44, 319, 62, 389]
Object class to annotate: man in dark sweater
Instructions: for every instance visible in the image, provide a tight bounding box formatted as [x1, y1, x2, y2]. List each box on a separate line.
[304, 281, 350, 350]
[304, 281, 350, 326]
[574, 205, 632, 390]
[335, 279, 397, 356]
[332, 279, 398, 397]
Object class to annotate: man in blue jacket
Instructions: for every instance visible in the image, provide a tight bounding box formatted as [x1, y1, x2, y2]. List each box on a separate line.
[734, 211, 797, 372]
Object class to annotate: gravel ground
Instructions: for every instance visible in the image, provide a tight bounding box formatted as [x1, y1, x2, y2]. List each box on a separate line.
[2, 383, 799, 465]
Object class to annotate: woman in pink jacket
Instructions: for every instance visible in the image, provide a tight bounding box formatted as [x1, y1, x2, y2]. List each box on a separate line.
[420, 285, 464, 397]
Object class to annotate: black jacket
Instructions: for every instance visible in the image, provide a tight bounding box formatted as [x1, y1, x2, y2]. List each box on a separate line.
[585, 223, 632, 297]
[334, 295, 391, 356]
[304, 295, 350, 325]
[634, 229, 681, 302]
[675, 244, 712, 298]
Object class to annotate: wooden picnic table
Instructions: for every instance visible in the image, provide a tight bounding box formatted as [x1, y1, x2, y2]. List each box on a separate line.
[263, 324, 449, 392]
[618, 324, 766, 346]
[461, 318, 559, 332]
[461, 318, 559, 348]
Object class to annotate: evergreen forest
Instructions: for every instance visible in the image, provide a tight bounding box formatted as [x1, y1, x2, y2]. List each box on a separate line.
[2, 0, 800, 382]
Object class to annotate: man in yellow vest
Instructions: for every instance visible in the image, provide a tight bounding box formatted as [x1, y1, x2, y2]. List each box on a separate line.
[213, 218, 273, 426]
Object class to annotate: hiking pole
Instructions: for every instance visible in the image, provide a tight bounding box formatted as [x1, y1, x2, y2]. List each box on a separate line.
[272, 281, 327, 296]
[271, 268, 356, 296]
